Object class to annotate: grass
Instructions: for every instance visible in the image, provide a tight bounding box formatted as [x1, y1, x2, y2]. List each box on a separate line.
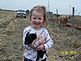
[0, 10, 81, 61]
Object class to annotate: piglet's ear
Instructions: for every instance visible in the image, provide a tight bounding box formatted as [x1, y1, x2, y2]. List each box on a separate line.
[26, 32, 29, 35]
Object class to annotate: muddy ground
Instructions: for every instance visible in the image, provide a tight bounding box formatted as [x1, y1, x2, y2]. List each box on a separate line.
[0, 10, 81, 61]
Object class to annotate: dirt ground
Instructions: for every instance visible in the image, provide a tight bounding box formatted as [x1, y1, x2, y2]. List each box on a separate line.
[0, 10, 81, 61]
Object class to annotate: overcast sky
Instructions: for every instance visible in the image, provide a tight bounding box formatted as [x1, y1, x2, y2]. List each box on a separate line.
[0, 0, 81, 15]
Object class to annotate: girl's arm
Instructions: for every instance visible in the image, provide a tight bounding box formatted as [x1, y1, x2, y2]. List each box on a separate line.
[44, 33, 53, 50]
[37, 29, 53, 50]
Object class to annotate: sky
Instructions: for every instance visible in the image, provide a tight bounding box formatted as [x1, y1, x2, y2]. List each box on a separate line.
[0, 0, 81, 15]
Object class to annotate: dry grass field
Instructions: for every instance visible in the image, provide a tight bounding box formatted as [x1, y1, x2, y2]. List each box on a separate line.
[0, 10, 81, 61]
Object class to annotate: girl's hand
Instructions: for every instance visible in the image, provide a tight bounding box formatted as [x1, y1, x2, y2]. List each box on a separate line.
[37, 44, 45, 50]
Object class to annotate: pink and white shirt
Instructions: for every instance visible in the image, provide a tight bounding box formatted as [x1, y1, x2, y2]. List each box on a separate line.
[23, 26, 53, 61]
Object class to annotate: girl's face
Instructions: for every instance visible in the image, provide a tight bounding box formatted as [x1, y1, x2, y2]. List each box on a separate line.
[30, 10, 44, 29]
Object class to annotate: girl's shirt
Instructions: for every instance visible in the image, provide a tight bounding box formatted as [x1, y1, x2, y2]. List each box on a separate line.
[23, 26, 53, 61]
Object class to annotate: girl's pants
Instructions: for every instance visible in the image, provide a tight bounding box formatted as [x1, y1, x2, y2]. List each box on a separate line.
[24, 57, 46, 61]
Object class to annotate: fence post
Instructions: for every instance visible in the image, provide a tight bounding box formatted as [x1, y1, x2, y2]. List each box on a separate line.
[72, 7, 75, 17]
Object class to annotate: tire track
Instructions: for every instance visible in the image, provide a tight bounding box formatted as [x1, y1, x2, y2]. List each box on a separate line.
[0, 16, 16, 28]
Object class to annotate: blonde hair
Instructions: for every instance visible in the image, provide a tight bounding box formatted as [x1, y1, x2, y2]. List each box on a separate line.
[29, 5, 48, 27]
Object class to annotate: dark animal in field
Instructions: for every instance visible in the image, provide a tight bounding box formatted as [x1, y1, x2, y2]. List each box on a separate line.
[59, 16, 70, 26]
